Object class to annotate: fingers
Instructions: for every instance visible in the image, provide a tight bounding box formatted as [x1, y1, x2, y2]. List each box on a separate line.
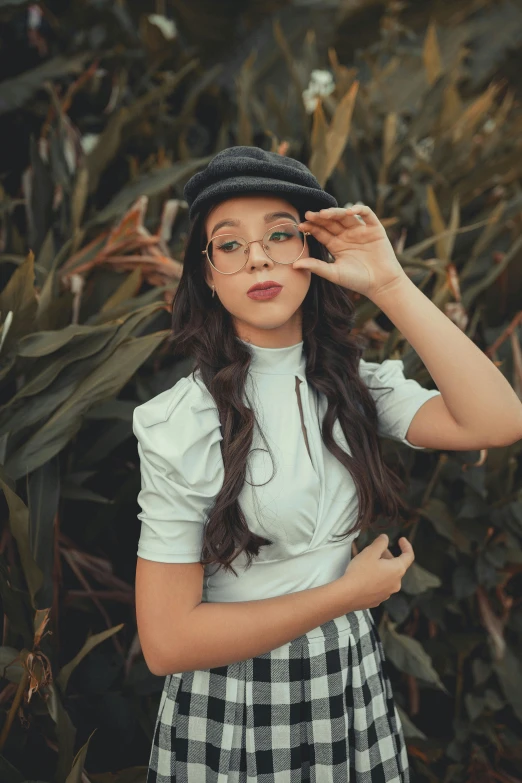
[399, 536, 414, 554]
[373, 533, 389, 555]
[375, 536, 413, 566]
[301, 214, 344, 236]
[345, 204, 373, 221]
[397, 537, 415, 569]
[301, 211, 363, 234]
[336, 205, 374, 224]
[298, 219, 340, 245]
[299, 203, 377, 249]
[305, 205, 378, 228]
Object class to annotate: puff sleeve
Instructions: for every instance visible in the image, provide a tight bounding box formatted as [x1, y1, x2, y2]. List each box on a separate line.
[358, 358, 441, 450]
[133, 375, 224, 562]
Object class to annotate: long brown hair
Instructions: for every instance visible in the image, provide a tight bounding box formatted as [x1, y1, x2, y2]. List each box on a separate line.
[170, 198, 409, 577]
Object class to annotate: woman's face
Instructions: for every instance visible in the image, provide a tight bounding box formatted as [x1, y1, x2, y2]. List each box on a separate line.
[203, 194, 312, 347]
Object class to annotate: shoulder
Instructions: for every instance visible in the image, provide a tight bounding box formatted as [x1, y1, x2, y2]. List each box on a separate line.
[358, 355, 438, 398]
[358, 356, 406, 384]
[357, 355, 441, 448]
[132, 371, 221, 445]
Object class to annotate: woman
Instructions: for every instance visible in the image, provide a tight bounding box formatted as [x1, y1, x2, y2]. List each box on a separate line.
[133, 146, 521, 781]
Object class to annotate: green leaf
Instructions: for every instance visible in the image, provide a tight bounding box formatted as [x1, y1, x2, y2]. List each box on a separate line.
[35, 235, 75, 329]
[0, 477, 44, 607]
[0, 555, 33, 644]
[0, 303, 164, 437]
[419, 497, 471, 554]
[452, 564, 477, 599]
[87, 157, 212, 227]
[60, 481, 112, 504]
[86, 285, 170, 326]
[0, 646, 24, 684]
[380, 620, 450, 693]
[492, 643, 522, 723]
[0, 54, 89, 114]
[84, 60, 199, 195]
[401, 562, 442, 595]
[16, 322, 117, 358]
[27, 457, 60, 609]
[65, 727, 97, 783]
[396, 704, 427, 740]
[100, 268, 143, 313]
[42, 682, 76, 779]
[57, 624, 124, 693]
[0, 253, 37, 351]
[464, 693, 485, 722]
[463, 233, 522, 310]
[5, 330, 168, 478]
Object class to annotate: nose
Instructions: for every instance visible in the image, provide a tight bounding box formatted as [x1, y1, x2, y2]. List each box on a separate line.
[247, 239, 274, 268]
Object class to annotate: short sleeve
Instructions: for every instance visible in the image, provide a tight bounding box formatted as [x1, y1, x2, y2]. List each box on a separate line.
[133, 375, 224, 563]
[358, 357, 441, 450]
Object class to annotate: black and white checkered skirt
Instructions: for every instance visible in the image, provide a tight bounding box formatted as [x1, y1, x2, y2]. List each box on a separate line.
[146, 608, 410, 782]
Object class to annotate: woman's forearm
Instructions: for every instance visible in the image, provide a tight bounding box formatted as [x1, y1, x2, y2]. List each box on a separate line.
[153, 578, 355, 676]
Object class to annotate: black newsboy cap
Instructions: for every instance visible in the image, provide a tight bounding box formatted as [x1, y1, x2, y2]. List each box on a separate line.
[183, 145, 338, 221]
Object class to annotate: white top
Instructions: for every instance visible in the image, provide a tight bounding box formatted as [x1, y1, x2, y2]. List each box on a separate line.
[133, 338, 441, 603]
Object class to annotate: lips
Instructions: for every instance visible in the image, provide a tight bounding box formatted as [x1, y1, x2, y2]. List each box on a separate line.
[247, 286, 283, 300]
[247, 280, 282, 293]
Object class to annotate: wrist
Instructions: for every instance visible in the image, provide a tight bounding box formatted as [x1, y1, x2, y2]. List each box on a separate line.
[331, 573, 360, 615]
[369, 273, 414, 310]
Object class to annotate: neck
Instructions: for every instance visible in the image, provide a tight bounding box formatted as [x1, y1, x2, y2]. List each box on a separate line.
[233, 320, 303, 350]
[236, 336, 306, 376]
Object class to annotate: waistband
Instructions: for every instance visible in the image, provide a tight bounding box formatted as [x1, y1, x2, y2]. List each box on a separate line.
[203, 539, 356, 628]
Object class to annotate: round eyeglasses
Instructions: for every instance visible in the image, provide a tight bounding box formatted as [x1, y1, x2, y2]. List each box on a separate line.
[201, 222, 311, 275]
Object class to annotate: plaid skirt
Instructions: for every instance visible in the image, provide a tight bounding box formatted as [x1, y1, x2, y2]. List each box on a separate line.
[146, 608, 410, 782]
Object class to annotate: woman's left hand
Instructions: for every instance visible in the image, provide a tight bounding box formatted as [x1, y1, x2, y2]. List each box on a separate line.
[294, 204, 407, 299]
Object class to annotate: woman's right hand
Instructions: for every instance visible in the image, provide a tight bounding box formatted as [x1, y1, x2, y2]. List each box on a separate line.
[341, 534, 415, 610]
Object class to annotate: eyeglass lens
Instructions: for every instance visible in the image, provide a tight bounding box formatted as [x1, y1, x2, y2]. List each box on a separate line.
[207, 223, 306, 273]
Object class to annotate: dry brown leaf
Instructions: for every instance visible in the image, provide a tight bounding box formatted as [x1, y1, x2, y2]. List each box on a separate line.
[423, 20, 442, 86]
[426, 184, 447, 261]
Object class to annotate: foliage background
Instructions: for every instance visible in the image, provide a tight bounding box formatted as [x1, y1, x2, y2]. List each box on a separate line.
[1, 0, 522, 780]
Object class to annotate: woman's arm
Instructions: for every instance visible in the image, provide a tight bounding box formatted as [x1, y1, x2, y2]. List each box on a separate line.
[136, 557, 353, 676]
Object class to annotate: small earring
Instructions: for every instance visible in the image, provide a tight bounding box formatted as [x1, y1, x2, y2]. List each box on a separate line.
[212, 285, 215, 298]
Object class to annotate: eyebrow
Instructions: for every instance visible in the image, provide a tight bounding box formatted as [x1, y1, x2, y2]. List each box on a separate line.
[210, 211, 299, 237]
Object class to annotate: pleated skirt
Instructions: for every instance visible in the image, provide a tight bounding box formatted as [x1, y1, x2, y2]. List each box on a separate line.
[146, 608, 410, 782]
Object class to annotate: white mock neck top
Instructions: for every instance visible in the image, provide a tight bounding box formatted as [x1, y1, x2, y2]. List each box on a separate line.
[133, 338, 441, 603]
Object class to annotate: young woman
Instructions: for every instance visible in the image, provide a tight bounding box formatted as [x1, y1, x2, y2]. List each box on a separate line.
[133, 146, 522, 782]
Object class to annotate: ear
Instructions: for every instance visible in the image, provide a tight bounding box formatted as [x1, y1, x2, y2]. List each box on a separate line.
[204, 260, 214, 292]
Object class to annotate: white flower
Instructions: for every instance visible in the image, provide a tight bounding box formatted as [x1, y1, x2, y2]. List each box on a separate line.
[81, 134, 100, 155]
[302, 90, 319, 113]
[310, 70, 335, 93]
[148, 14, 177, 40]
[302, 70, 335, 114]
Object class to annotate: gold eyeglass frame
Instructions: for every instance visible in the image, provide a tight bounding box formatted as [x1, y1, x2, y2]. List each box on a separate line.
[201, 222, 311, 275]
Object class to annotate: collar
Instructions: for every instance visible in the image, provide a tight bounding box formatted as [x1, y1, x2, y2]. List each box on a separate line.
[236, 337, 307, 376]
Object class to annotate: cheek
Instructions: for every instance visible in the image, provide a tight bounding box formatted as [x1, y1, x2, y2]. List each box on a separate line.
[288, 268, 312, 298]
[215, 279, 245, 309]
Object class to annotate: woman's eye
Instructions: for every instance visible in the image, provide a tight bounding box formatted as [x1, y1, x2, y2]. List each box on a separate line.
[218, 241, 238, 252]
[270, 232, 291, 242]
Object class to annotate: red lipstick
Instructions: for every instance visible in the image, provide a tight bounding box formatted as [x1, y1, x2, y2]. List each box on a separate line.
[247, 280, 283, 300]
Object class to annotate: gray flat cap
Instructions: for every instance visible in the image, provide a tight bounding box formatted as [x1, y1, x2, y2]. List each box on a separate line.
[183, 145, 338, 221]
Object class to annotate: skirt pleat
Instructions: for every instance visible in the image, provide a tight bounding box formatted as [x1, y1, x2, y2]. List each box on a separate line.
[146, 608, 410, 782]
